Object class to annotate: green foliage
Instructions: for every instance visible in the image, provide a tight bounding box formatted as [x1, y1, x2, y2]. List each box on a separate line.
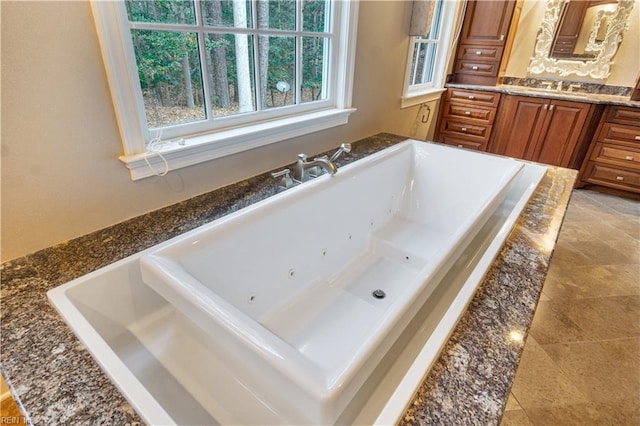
[132, 30, 201, 106]
[126, 0, 195, 24]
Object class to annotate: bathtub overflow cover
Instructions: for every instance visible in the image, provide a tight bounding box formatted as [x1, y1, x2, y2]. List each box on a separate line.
[372, 289, 386, 299]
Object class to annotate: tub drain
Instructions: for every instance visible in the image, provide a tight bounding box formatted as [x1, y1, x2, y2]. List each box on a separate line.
[372, 289, 386, 299]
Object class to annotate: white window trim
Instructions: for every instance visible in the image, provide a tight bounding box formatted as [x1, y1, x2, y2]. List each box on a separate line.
[401, 0, 462, 109]
[91, 1, 359, 180]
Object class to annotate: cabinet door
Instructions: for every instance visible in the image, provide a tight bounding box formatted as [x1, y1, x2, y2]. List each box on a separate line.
[492, 96, 547, 160]
[535, 100, 591, 167]
[459, 1, 516, 46]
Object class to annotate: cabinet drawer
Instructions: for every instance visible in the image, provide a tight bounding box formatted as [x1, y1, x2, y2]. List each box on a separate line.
[440, 119, 492, 142]
[584, 162, 640, 192]
[599, 123, 640, 145]
[444, 103, 496, 123]
[590, 142, 640, 170]
[606, 106, 640, 126]
[440, 135, 486, 151]
[446, 89, 501, 107]
[457, 45, 503, 61]
[455, 60, 499, 77]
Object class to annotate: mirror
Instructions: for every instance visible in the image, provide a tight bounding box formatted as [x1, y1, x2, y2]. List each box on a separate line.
[529, 0, 635, 79]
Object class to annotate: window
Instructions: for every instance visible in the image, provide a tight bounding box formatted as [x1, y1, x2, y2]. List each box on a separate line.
[91, 0, 358, 179]
[401, 0, 461, 108]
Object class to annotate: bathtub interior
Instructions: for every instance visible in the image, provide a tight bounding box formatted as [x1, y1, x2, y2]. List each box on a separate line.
[140, 141, 523, 379]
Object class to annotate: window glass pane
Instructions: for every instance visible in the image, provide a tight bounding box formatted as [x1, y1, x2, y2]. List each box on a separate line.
[201, 0, 253, 28]
[131, 30, 205, 128]
[302, 37, 327, 103]
[205, 33, 256, 116]
[125, 0, 195, 25]
[411, 41, 437, 85]
[262, 36, 295, 108]
[302, 0, 328, 33]
[427, 0, 444, 39]
[257, 0, 296, 31]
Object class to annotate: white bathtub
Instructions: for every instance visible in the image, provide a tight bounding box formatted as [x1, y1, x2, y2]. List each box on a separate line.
[48, 139, 546, 425]
[138, 140, 523, 423]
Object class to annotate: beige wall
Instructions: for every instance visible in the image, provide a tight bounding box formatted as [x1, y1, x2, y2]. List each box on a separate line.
[505, 0, 640, 86]
[1, 1, 435, 261]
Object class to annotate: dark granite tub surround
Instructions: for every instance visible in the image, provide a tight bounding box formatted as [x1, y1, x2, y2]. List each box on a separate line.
[0, 133, 576, 425]
[501, 76, 633, 97]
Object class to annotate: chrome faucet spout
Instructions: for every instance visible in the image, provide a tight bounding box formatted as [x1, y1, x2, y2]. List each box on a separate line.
[308, 157, 338, 175]
[293, 153, 338, 182]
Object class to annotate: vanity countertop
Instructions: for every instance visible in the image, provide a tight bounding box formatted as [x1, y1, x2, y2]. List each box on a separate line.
[0, 133, 577, 425]
[447, 83, 640, 108]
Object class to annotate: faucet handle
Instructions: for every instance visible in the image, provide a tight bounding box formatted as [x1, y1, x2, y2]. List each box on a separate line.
[271, 168, 290, 178]
[271, 168, 295, 189]
[297, 153, 308, 162]
[329, 143, 352, 163]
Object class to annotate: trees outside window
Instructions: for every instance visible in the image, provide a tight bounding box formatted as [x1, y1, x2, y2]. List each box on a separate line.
[125, 0, 329, 129]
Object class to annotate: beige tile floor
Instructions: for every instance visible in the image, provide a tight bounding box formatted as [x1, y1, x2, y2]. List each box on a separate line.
[501, 189, 640, 425]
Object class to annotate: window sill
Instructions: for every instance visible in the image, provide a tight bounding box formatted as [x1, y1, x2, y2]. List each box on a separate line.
[401, 88, 446, 109]
[119, 108, 356, 180]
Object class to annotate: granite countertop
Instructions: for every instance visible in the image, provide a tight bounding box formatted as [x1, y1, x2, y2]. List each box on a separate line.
[447, 82, 640, 108]
[0, 133, 577, 425]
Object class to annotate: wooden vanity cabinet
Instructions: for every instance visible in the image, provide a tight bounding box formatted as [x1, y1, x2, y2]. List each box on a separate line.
[451, 0, 516, 86]
[579, 105, 640, 194]
[435, 88, 501, 151]
[490, 95, 595, 168]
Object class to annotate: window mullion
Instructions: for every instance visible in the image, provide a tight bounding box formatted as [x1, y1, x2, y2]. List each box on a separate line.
[251, 0, 262, 112]
[194, 0, 203, 25]
[295, 1, 302, 105]
[195, 1, 214, 123]
[190, 32, 214, 118]
[322, 1, 332, 101]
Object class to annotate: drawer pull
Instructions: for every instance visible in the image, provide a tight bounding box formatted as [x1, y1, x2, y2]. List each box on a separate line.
[464, 111, 471, 115]
[457, 144, 463, 148]
[461, 127, 468, 132]
[468, 95, 475, 100]
[625, 155, 634, 160]
[472, 66, 479, 70]
[616, 176, 625, 181]
[635, 135, 640, 140]
[475, 51, 482, 55]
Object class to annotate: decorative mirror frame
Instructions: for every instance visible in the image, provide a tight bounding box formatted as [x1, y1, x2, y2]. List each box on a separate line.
[528, 0, 634, 79]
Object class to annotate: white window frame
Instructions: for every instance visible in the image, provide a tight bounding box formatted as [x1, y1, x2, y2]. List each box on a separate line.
[91, 0, 359, 180]
[401, 0, 462, 109]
